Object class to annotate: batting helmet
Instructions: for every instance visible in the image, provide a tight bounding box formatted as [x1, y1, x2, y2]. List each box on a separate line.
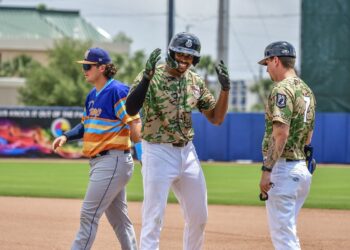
[167, 32, 201, 66]
[258, 41, 296, 65]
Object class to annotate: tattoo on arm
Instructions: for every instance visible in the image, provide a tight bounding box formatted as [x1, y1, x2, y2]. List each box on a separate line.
[264, 122, 288, 168]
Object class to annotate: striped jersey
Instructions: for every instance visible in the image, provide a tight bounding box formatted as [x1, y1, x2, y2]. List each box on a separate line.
[81, 79, 138, 157]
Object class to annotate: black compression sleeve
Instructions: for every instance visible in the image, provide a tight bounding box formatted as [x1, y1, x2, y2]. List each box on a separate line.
[63, 123, 84, 141]
[126, 75, 150, 116]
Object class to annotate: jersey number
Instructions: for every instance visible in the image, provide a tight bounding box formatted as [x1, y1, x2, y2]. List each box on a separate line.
[303, 96, 311, 123]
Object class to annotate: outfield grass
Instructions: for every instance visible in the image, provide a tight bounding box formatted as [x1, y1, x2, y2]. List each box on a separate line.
[0, 160, 349, 209]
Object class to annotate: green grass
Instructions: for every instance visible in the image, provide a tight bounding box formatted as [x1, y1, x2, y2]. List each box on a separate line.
[0, 160, 349, 209]
[0, 162, 88, 198]
[304, 166, 350, 209]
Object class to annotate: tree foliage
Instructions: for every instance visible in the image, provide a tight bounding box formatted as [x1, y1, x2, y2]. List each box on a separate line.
[10, 38, 147, 106]
[3, 37, 224, 107]
[0, 54, 40, 77]
[249, 78, 274, 111]
[112, 50, 146, 85]
[113, 31, 133, 45]
[195, 55, 216, 86]
[19, 38, 91, 106]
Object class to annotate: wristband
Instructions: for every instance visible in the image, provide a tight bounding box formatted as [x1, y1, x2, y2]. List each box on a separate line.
[134, 141, 143, 161]
[261, 165, 272, 172]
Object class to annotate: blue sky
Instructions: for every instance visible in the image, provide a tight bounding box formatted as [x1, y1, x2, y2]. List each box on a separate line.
[1, 0, 301, 81]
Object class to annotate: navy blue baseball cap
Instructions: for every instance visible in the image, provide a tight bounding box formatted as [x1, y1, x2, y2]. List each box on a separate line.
[258, 41, 296, 65]
[77, 47, 111, 64]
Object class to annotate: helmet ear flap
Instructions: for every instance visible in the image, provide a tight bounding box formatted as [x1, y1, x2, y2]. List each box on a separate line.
[166, 50, 178, 69]
[192, 56, 200, 66]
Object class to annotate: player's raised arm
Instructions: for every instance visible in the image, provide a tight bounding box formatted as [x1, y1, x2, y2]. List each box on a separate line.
[202, 60, 230, 125]
[125, 48, 161, 116]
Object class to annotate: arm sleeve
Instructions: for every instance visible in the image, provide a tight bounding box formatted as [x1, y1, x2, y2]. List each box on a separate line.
[63, 123, 84, 141]
[126, 74, 150, 116]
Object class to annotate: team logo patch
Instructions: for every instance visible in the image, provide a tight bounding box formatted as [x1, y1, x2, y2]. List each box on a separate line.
[276, 93, 287, 108]
[185, 39, 193, 48]
[281, 49, 289, 55]
[191, 85, 200, 99]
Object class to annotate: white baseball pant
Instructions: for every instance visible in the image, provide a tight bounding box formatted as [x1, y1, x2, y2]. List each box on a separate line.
[140, 140, 208, 250]
[266, 158, 312, 250]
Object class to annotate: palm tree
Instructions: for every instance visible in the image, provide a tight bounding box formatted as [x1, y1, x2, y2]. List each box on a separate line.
[112, 50, 146, 85]
[0, 55, 40, 77]
[249, 78, 273, 111]
[196, 55, 216, 87]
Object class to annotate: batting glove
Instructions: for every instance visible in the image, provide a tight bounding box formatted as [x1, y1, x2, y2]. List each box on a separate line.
[144, 48, 161, 80]
[215, 60, 231, 91]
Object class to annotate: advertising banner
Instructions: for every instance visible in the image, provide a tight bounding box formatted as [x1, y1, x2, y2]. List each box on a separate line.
[0, 106, 83, 158]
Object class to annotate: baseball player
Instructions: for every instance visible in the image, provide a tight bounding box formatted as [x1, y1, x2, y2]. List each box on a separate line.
[52, 47, 140, 250]
[258, 41, 316, 250]
[125, 32, 231, 250]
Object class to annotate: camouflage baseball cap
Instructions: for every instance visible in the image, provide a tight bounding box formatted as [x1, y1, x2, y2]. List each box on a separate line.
[258, 41, 296, 65]
[77, 47, 111, 64]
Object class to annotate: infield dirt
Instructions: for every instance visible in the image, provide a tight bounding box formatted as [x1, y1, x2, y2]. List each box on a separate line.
[0, 196, 349, 249]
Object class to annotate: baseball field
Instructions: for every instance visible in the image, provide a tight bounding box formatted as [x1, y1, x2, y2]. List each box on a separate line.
[1, 159, 350, 249]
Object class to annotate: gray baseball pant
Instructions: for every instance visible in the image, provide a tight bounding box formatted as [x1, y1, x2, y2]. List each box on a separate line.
[71, 150, 137, 250]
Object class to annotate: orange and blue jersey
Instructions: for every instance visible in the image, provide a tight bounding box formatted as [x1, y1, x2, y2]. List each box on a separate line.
[81, 79, 138, 157]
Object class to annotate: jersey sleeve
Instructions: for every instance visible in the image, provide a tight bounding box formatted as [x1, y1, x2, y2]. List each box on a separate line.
[196, 76, 216, 112]
[268, 85, 294, 125]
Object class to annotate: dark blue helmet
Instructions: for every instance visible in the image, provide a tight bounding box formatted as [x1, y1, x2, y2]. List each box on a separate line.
[258, 41, 296, 65]
[167, 32, 201, 66]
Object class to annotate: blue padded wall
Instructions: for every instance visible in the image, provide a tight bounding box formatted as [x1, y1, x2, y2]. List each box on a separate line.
[192, 112, 350, 164]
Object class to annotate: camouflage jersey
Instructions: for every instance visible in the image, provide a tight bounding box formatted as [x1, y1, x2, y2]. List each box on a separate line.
[262, 76, 316, 160]
[130, 64, 216, 143]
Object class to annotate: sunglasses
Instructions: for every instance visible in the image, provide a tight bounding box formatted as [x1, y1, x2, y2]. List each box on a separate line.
[82, 64, 98, 71]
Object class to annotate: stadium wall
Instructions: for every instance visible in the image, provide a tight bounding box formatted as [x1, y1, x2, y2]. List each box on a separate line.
[0, 106, 349, 163]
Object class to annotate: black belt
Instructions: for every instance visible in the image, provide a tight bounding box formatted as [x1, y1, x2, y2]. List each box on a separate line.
[172, 141, 189, 147]
[91, 149, 130, 159]
[286, 159, 303, 162]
